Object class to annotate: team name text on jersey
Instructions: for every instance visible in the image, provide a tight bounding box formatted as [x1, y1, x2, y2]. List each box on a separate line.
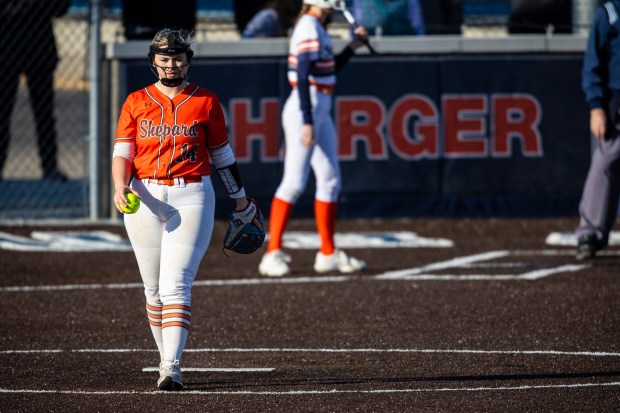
[139, 119, 199, 140]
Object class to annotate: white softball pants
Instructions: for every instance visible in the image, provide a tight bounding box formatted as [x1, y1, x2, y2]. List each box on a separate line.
[275, 87, 341, 204]
[124, 176, 215, 307]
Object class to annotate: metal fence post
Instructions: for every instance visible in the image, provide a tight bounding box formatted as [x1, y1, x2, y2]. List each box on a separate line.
[89, 0, 102, 220]
[572, 0, 598, 35]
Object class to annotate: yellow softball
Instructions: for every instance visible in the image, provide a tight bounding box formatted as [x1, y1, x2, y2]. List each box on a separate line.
[120, 193, 140, 214]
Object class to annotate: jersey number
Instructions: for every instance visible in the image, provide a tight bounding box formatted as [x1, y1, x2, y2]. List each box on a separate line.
[176, 143, 199, 164]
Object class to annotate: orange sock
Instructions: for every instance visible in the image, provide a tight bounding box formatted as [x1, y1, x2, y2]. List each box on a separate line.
[267, 197, 293, 252]
[315, 199, 336, 255]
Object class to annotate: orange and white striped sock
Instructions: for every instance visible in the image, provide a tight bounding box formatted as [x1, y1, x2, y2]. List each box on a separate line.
[146, 303, 164, 360]
[315, 199, 336, 255]
[161, 304, 191, 362]
[267, 197, 293, 253]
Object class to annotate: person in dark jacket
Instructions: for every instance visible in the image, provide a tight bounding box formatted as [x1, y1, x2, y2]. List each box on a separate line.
[241, 0, 302, 38]
[122, 0, 197, 40]
[234, 0, 271, 34]
[0, 0, 71, 181]
[575, 1, 620, 260]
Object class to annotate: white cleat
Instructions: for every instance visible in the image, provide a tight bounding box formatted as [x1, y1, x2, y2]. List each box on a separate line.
[258, 249, 292, 277]
[158, 360, 184, 391]
[314, 249, 366, 274]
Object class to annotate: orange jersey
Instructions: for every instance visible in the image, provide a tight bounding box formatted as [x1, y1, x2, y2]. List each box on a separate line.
[115, 83, 229, 179]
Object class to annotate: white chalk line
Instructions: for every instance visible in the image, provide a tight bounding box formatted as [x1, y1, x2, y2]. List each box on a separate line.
[0, 230, 453, 252]
[2, 347, 619, 357]
[1, 381, 619, 396]
[142, 367, 275, 373]
[3, 348, 619, 396]
[0, 250, 593, 293]
[375, 251, 510, 279]
[546, 231, 620, 247]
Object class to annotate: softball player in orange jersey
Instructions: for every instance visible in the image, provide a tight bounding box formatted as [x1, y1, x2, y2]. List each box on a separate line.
[258, 0, 368, 277]
[112, 28, 253, 391]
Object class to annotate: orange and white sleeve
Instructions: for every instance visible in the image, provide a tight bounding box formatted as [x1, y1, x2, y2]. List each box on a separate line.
[113, 95, 137, 161]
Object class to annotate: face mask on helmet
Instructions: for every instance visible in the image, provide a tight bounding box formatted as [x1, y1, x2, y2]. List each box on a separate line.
[148, 45, 194, 87]
[303, 0, 345, 10]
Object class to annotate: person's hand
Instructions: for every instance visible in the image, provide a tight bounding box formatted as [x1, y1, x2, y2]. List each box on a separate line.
[301, 124, 315, 147]
[350, 26, 369, 50]
[590, 108, 607, 139]
[234, 196, 249, 211]
[114, 185, 140, 213]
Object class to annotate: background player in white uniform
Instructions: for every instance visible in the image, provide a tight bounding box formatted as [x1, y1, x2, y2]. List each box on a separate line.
[259, 0, 369, 277]
[112, 28, 254, 391]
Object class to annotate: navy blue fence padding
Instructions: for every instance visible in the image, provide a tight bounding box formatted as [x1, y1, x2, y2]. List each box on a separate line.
[463, 0, 511, 16]
[116, 52, 589, 219]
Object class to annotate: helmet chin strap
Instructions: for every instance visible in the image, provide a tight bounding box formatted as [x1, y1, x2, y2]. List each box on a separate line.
[150, 63, 191, 87]
[160, 78, 184, 87]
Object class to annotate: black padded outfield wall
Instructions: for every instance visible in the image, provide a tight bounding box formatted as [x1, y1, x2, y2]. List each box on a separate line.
[118, 53, 590, 219]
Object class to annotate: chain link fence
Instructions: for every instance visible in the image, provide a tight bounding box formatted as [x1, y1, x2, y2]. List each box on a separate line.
[0, 1, 89, 220]
[0, 0, 602, 221]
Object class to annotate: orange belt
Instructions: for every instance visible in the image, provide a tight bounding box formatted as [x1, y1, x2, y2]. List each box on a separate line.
[141, 176, 202, 186]
[314, 84, 334, 95]
[290, 83, 334, 95]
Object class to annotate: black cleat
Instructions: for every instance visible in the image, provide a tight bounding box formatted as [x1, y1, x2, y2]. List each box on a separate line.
[575, 235, 599, 261]
[157, 376, 184, 391]
[157, 361, 184, 391]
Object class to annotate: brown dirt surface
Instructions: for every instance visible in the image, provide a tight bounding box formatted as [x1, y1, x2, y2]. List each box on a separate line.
[1, 217, 619, 412]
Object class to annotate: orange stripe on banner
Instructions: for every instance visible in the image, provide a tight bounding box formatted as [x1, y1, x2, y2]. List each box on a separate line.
[162, 321, 190, 329]
[162, 313, 191, 321]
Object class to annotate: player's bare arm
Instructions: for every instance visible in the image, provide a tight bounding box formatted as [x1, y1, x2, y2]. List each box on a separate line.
[301, 124, 314, 147]
[235, 196, 249, 210]
[111, 154, 139, 212]
[590, 108, 607, 139]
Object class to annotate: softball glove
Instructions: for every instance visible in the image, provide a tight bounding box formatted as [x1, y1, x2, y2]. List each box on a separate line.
[223, 197, 265, 254]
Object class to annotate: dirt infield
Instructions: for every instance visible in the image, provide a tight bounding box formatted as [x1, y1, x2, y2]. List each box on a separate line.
[1, 217, 619, 412]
